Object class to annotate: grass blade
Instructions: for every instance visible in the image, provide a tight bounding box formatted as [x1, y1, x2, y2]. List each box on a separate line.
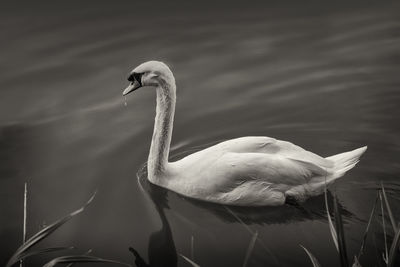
[225, 207, 254, 235]
[357, 192, 379, 259]
[300, 245, 321, 267]
[21, 182, 27, 267]
[372, 233, 385, 267]
[180, 254, 200, 267]
[242, 231, 258, 267]
[23, 182, 27, 244]
[42, 255, 131, 267]
[388, 223, 400, 267]
[325, 186, 339, 251]
[66, 249, 92, 267]
[333, 194, 349, 267]
[190, 235, 195, 261]
[6, 191, 97, 267]
[224, 207, 280, 265]
[17, 247, 74, 263]
[381, 182, 398, 232]
[379, 191, 389, 264]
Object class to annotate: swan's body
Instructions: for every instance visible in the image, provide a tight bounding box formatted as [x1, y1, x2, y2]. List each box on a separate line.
[123, 61, 367, 206]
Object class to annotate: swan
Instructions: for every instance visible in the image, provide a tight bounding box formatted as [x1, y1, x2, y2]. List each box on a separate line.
[123, 61, 367, 206]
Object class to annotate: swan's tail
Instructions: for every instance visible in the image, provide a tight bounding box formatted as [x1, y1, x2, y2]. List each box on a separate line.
[326, 146, 367, 180]
[286, 146, 367, 202]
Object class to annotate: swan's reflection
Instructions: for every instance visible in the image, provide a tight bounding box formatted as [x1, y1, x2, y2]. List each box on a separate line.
[130, 168, 177, 267]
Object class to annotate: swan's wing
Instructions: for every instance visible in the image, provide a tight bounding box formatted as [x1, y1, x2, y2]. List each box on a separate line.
[219, 152, 328, 188]
[220, 136, 334, 169]
[172, 145, 331, 206]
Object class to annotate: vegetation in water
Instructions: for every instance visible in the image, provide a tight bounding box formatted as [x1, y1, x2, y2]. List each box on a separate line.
[6, 182, 400, 267]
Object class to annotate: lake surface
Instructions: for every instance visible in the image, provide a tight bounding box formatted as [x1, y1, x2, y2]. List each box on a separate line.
[1, 1, 400, 266]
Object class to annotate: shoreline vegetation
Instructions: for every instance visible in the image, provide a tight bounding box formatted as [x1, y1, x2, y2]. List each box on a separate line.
[6, 182, 399, 267]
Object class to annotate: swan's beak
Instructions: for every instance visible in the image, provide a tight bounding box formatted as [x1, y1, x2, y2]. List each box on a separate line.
[122, 80, 141, 96]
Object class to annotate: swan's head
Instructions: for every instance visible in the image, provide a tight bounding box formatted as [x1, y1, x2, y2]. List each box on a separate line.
[123, 61, 174, 96]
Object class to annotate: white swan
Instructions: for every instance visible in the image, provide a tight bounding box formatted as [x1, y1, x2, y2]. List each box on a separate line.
[123, 61, 367, 206]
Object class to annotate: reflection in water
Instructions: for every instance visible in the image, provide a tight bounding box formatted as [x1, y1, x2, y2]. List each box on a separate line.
[130, 165, 177, 267]
[146, 197, 177, 267]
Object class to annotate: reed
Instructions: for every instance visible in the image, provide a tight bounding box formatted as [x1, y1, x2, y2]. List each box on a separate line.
[381, 182, 398, 232]
[6, 191, 97, 267]
[191, 235, 195, 261]
[381, 183, 400, 267]
[225, 206, 280, 265]
[6, 182, 399, 267]
[357, 192, 379, 260]
[42, 255, 131, 267]
[7, 190, 132, 267]
[324, 186, 338, 251]
[180, 254, 201, 267]
[300, 245, 321, 267]
[20, 182, 27, 267]
[66, 249, 92, 267]
[387, 223, 400, 267]
[304, 183, 400, 267]
[379, 191, 389, 264]
[333, 195, 349, 267]
[242, 230, 258, 267]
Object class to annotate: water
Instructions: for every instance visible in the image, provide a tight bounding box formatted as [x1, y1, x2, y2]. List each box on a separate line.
[1, 1, 400, 266]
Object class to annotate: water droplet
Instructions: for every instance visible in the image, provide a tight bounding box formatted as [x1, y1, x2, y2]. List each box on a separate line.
[124, 96, 128, 107]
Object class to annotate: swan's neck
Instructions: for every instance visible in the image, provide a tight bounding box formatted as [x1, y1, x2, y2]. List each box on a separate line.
[148, 79, 176, 183]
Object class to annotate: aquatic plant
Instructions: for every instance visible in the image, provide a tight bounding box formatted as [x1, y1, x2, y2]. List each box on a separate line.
[242, 230, 258, 267]
[6, 190, 95, 267]
[180, 254, 200, 267]
[333, 194, 349, 267]
[303, 184, 400, 267]
[42, 255, 131, 267]
[300, 245, 321, 267]
[356, 193, 378, 260]
[7, 182, 400, 267]
[6, 187, 131, 267]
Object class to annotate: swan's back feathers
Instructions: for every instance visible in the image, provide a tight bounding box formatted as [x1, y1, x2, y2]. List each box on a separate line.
[224, 137, 367, 181]
[220, 136, 334, 168]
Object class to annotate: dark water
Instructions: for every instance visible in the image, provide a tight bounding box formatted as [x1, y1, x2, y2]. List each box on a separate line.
[1, 1, 400, 266]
